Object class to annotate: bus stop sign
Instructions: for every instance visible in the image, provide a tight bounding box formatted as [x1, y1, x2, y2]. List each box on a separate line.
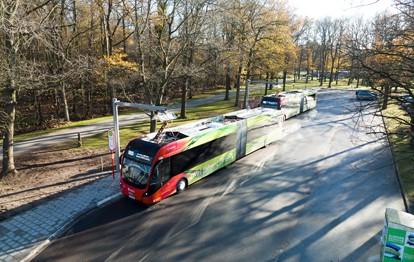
[108, 129, 115, 151]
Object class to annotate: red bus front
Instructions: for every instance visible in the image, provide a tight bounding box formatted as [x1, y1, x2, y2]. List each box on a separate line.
[119, 138, 185, 204]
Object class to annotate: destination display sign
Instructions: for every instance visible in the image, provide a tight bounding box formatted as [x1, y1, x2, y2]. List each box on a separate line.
[127, 149, 153, 164]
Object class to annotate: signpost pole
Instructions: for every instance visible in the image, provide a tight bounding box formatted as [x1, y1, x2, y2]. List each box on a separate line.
[111, 151, 115, 178]
[112, 98, 121, 177]
[108, 128, 116, 179]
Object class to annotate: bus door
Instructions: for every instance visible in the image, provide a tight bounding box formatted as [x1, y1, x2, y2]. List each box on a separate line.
[236, 119, 247, 160]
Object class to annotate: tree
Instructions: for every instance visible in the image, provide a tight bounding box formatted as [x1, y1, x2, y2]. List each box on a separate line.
[315, 17, 334, 86]
[349, 1, 414, 145]
[344, 17, 370, 87]
[178, 0, 210, 119]
[0, 0, 20, 178]
[291, 17, 312, 82]
[327, 19, 346, 88]
[0, 0, 64, 178]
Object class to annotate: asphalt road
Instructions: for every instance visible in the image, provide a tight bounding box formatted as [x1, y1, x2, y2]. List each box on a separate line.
[33, 90, 405, 262]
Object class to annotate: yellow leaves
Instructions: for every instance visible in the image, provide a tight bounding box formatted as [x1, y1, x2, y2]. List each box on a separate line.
[367, 33, 414, 87]
[104, 50, 138, 73]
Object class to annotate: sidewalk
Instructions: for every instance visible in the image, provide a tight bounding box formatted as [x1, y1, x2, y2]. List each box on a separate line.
[0, 173, 121, 262]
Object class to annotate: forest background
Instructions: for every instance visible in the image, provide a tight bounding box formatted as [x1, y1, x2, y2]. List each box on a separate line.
[0, 0, 414, 184]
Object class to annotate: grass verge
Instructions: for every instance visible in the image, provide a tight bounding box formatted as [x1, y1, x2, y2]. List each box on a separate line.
[383, 103, 414, 211]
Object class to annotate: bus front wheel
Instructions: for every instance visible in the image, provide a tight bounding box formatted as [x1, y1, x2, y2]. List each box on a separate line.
[176, 179, 187, 193]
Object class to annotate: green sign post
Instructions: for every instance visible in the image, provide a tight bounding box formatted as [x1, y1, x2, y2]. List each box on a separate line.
[381, 208, 414, 261]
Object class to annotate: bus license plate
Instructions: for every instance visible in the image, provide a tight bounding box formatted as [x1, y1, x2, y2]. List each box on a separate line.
[128, 194, 135, 200]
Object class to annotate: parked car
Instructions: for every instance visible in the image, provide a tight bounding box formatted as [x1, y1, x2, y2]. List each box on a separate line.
[401, 95, 414, 115]
[356, 90, 379, 100]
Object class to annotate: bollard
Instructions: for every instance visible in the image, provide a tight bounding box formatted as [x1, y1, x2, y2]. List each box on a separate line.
[77, 132, 82, 147]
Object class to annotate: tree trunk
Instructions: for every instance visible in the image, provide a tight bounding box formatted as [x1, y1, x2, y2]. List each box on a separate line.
[265, 72, 269, 96]
[72, 89, 77, 116]
[319, 67, 325, 86]
[270, 73, 275, 90]
[1, 17, 18, 178]
[282, 70, 287, 91]
[1, 80, 17, 178]
[410, 115, 414, 147]
[188, 85, 193, 99]
[319, 47, 327, 86]
[328, 43, 340, 88]
[102, 3, 112, 57]
[382, 85, 390, 110]
[225, 70, 231, 101]
[35, 91, 44, 126]
[180, 77, 188, 119]
[61, 83, 70, 122]
[234, 64, 242, 107]
[244, 49, 254, 108]
[335, 50, 342, 86]
[1, 0, 20, 178]
[328, 61, 335, 88]
[54, 87, 61, 118]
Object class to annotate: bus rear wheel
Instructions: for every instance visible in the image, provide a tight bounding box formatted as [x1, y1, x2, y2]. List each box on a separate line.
[176, 179, 187, 193]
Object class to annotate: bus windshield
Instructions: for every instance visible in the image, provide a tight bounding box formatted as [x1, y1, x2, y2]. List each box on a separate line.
[122, 157, 151, 189]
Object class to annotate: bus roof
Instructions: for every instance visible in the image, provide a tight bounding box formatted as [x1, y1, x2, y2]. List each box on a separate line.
[128, 89, 316, 147]
[133, 106, 281, 146]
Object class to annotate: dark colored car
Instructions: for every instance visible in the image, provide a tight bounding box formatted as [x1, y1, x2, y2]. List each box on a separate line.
[261, 96, 284, 109]
[401, 95, 414, 115]
[356, 90, 379, 100]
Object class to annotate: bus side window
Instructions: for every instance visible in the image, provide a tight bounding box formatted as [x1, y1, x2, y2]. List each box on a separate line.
[148, 159, 169, 196]
[156, 158, 171, 185]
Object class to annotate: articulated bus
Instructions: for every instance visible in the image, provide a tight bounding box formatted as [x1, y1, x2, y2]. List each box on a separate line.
[120, 89, 317, 204]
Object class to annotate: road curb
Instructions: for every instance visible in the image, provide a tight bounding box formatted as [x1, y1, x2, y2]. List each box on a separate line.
[97, 192, 123, 207]
[21, 240, 50, 262]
